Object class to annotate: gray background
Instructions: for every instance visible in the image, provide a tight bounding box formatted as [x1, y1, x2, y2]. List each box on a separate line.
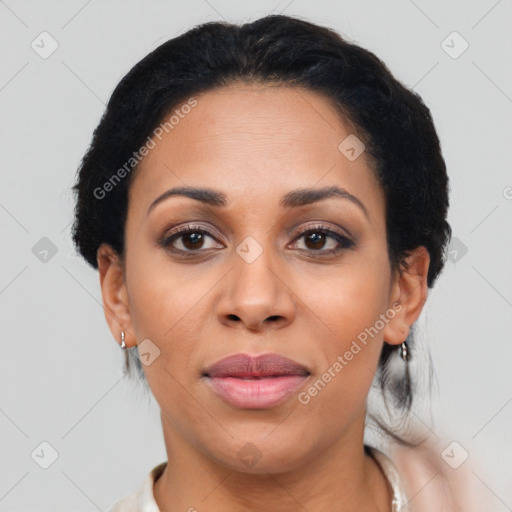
[1, 0, 511, 510]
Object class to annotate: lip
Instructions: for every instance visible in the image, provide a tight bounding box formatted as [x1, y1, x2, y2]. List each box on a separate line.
[202, 353, 310, 409]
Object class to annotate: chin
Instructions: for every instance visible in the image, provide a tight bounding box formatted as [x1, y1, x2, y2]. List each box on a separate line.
[205, 430, 316, 475]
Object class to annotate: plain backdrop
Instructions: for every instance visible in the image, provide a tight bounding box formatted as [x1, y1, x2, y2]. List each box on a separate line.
[1, 0, 511, 510]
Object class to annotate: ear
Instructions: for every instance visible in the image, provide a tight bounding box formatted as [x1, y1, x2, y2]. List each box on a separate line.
[97, 243, 135, 349]
[382, 246, 430, 346]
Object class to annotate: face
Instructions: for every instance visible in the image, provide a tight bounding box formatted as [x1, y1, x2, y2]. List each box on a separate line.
[99, 82, 428, 474]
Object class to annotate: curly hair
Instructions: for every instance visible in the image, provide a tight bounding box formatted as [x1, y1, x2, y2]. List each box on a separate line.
[71, 14, 452, 443]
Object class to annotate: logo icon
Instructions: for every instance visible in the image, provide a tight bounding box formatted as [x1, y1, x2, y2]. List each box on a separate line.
[31, 441, 59, 469]
[32, 237, 58, 263]
[236, 442, 262, 468]
[31, 32, 59, 59]
[236, 236, 263, 264]
[441, 441, 469, 469]
[134, 338, 161, 366]
[338, 134, 365, 161]
[447, 236, 468, 263]
[441, 31, 469, 59]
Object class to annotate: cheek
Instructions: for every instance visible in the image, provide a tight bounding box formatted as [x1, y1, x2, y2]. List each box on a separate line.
[297, 286, 386, 432]
[125, 251, 220, 393]
[297, 259, 390, 401]
[302, 258, 391, 348]
[125, 266, 208, 423]
[126, 237, 206, 334]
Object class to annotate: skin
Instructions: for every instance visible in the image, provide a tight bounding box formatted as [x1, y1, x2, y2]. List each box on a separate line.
[98, 82, 430, 511]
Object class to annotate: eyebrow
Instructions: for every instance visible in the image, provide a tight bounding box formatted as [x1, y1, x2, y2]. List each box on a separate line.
[147, 185, 369, 218]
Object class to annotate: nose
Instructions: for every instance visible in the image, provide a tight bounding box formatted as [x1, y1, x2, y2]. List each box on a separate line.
[215, 243, 296, 332]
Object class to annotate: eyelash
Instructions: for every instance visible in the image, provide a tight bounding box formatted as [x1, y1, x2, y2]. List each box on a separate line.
[158, 223, 355, 258]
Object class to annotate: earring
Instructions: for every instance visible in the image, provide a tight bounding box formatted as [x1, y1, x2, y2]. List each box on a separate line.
[399, 341, 409, 362]
[120, 330, 127, 350]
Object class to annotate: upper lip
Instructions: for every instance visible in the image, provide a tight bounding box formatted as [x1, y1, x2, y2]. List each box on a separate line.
[203, 353, 310, 379]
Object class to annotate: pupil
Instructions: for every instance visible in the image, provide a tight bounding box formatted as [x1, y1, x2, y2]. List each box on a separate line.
[307, 232, 324, 249]
[184, 232, 203, 249]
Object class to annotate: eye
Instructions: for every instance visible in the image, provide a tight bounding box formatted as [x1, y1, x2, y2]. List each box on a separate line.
[289, 224, 354, 256]
[159, 224, 223, 255]
[158, 222, 355, 258]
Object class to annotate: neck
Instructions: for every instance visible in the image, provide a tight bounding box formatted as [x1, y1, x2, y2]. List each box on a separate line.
[153, 410, 392, 512]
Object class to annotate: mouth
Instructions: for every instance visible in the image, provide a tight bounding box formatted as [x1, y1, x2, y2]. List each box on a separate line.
[202, 353, 310, 409]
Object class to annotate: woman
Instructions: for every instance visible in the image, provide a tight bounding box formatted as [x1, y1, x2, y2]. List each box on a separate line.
[72, 14, 484, 511]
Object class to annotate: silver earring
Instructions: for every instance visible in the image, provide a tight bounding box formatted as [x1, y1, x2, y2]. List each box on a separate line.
[120, 330, 127, 350]
[399, 341, 409, 362]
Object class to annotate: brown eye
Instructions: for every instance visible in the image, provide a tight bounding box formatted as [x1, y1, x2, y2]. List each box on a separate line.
[159, 225, 223, 255]
[290, 225, 354, 256]
[304, 231, 328, 250]
[181, 231, 205, 250]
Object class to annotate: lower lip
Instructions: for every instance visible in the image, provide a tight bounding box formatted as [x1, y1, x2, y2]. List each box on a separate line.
[206, 375, 309, 409]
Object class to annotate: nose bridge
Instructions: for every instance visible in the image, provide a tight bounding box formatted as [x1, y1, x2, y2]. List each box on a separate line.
[232, 232, 280, 303]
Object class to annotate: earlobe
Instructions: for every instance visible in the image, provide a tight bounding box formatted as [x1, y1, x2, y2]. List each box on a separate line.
[97, 243, 134, 349]
[383, 246, 430, 346]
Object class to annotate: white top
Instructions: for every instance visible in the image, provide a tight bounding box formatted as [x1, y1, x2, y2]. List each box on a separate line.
[107, 447, 409, 512]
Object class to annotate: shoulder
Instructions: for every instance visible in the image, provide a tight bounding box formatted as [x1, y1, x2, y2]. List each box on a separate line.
[107, 461, 167, 512]
[385, 440, 492, 511]
[107, 491, 138, 512]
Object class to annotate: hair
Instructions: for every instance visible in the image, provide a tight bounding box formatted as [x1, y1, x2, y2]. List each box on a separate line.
[71, 14, 452, 444]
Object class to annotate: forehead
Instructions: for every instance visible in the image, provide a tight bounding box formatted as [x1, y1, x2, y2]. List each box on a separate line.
[129, 83, 384, 224]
